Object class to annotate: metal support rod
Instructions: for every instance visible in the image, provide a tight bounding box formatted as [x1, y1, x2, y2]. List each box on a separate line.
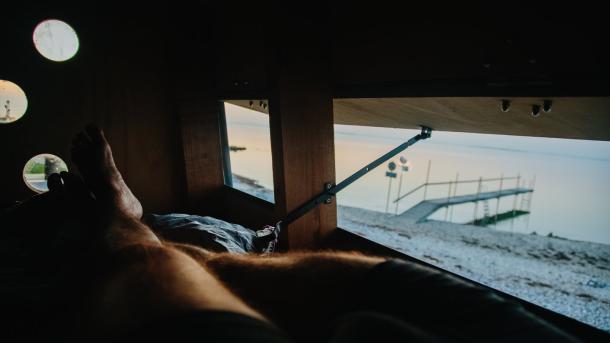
[393, 175, 520, 204]
[510, 173, 520, 232]
[473, 176, 482, 223]
[395, 168, 405, 215]
[495, 174, 503, 225]
[525, 175, 536, 231]
[444, 180, 452, 221]
[528, 174, 536, 212]
[422, 160, 432, 201]
[276, 126, 432, 230]
[449, 173, 459, 222]
[385, 177, 394, 213]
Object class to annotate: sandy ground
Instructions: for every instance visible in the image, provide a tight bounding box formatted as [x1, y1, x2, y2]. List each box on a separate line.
[233, 174, 610, 331]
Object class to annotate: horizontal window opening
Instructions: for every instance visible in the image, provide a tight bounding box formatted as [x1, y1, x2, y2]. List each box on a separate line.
[334, 124, 610, 332]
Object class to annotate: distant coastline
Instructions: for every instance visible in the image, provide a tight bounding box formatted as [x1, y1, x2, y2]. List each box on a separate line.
[229, 145, 246, 152]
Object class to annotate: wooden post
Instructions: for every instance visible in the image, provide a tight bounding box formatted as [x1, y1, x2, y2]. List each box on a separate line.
[268, 14, 336, 249]
[422, 160, 432, 201]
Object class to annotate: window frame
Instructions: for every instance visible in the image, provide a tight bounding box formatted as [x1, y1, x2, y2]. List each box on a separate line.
[218, 99, 275, 204]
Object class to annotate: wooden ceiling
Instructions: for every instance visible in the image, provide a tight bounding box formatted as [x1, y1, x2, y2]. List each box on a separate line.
[220, 2, 609, 141]
[227, 97, 610, 141]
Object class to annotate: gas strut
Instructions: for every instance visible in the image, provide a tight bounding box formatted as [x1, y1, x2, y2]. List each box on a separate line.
[254, 126, 433, 252]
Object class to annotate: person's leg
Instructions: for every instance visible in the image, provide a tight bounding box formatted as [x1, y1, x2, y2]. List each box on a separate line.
[182, 250, 578, 342]
[69, 125, 269, 339]
[198, 251, 384, 340]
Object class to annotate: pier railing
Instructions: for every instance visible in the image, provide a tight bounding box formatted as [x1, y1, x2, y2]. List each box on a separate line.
[393, 175, 521, 204]
[392, 170, 536, 224]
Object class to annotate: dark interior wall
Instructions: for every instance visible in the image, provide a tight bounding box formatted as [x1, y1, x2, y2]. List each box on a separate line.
[331, 1, 610, 97]
[0, 5, 186, 213]
[2, 2, 607, 221]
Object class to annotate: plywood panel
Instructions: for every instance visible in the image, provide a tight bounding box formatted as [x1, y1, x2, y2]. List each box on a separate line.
[0, 7, 185, 212]
[268, 15, 337, 250]
[229, 96, 610, 141]
[334, 97, 610, 141]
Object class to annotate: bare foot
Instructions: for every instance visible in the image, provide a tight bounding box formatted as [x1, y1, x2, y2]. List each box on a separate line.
[71, 125, 143, 219]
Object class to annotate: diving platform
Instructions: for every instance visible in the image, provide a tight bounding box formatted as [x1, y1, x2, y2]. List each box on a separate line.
[398, 187, 533, 223]
[468, 209, 530, 226]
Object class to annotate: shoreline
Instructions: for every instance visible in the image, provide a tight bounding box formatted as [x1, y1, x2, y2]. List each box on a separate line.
[232, 173, 610, 331]
[339, 205, 610, 332]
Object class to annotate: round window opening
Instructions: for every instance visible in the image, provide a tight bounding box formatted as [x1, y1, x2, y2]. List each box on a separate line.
[23, 154, 68, 193]
[33, 19, 79, 62]
[0, 80, 28, 124]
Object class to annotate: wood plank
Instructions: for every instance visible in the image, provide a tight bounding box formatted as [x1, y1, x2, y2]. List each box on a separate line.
[170, 18, 225, 215]
[334, 97, 610, 141]
[178, 100, 225, 214]
[227, 96, 610, 141]
[0, 8, 186, 212]
[268, 17, 337, 250]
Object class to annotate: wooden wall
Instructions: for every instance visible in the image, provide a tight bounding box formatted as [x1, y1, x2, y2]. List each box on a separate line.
[267, 13, 337, 249]
[0, 6, 186, 213]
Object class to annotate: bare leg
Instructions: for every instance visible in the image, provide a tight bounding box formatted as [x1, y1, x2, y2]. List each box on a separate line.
[191, 249, 577, 343]
[69, 125, 267, 339]
[199, 251, 385, 338]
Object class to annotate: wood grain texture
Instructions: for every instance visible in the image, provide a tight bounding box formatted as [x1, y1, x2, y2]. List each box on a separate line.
[178, 100, 225, 214]
[333, 97, 610, 141]
[170, 9, 226, 216]
[268, 13, 338, 250]
[0, 8, 185, 212]
[229, 97, 610, 141]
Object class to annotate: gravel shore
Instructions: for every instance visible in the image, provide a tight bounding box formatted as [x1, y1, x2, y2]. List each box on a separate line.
[339, 205, 610, 332]
[233, 174, 610, 331]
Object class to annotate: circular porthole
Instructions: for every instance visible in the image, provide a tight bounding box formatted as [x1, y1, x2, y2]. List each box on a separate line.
[0, 80, 28, 124]
[32, 19, 79, 62]
[23, 154, 68, 193]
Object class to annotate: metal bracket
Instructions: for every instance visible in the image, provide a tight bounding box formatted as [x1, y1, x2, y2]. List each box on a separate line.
[324, 183, 334, 204]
